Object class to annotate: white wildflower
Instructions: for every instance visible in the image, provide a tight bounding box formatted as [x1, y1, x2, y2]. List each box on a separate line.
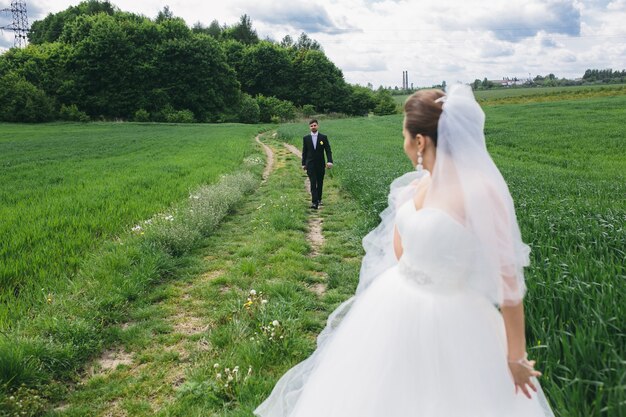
[272, 320, 280, 327]
[249, 289, 257, 296]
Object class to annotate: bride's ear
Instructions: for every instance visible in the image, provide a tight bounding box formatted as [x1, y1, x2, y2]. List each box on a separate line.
[415, 134, 426, 153]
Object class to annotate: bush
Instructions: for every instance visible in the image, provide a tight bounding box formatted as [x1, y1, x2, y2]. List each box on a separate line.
[59, 104, 90, 122]
[256, 95, 297, 123]
[238, 94, 260, 123]
[165, 109, 195, 123]
[347, 85, 376, 116]
[133, 108, 150, 122]
[0, 72, 55, 123]
[301, 104, 316, 118]
[373, 89, 398, 116]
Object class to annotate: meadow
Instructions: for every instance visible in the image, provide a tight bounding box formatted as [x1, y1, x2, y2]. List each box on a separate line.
[393, 83, 626, 105]
[0, 122, 264, 328]
[278, 94, 626, 416]
[0, 91, 623, 416]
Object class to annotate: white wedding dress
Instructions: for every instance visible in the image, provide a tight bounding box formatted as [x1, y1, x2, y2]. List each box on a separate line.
[255, 85, 555, 417]
[255, 186, 554, 417]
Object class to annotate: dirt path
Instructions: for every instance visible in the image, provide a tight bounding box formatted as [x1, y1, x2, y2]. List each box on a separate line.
[55, 134, 350, 416]
[283, 143, 325, 258]
[256, 134, 274, 183]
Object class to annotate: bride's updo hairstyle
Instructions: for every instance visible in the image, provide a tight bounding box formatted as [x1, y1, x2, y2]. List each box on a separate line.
[403, 89, 445, 146]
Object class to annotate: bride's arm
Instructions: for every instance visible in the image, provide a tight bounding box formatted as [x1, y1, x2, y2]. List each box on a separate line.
[501, 302, 542, 398]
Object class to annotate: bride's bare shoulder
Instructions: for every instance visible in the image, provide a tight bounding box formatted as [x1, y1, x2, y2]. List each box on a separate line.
[412, 176, 432, 210]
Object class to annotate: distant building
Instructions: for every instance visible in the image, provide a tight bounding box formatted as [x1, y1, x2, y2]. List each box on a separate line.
[488, 77, 528, 87]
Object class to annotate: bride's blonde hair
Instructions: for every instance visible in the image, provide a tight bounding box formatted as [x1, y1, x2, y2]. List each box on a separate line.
[403, 89, 445, 145]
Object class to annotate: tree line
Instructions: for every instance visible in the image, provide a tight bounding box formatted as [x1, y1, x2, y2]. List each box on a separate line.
[0, 1, 395, 123]
[471, 68, 626, 90]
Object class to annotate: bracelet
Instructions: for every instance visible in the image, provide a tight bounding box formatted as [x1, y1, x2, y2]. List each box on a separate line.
[508, 353, 535, 370]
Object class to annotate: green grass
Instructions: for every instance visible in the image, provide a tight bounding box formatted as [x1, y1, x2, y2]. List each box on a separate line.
[277, 95, 626, 416]
[2, 92, 624, 416]
[393, 83, 626, 105]
[38, 139, 366, 416]
[0, 122, 264, 328]
[0, 143, 265, 414]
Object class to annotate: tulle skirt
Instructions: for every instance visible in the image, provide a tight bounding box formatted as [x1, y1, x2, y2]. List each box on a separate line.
[255, 266, 554, 417]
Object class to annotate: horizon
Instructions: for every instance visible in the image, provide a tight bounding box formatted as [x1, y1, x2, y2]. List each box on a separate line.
[1, 0, 625, 88]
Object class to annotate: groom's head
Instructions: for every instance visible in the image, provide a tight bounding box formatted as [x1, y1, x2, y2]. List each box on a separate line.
[309, 119, 319, 133]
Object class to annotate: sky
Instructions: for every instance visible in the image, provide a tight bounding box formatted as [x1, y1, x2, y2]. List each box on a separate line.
[1, 0, 625, 87]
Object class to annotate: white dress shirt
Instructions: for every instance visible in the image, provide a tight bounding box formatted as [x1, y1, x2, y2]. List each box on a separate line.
[311, 132, 318, 149]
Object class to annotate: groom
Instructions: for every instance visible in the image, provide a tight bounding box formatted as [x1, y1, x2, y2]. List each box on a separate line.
[302, 119, 333, 209]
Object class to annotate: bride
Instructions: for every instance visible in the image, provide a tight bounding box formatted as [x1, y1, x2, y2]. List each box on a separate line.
[255, 84, 555, 416]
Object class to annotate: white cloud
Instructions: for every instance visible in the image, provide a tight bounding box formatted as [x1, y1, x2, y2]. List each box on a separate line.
[1, 0, 624, 87]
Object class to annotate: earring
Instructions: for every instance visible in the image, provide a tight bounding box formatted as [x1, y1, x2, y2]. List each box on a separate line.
[416, 151, 423, 173]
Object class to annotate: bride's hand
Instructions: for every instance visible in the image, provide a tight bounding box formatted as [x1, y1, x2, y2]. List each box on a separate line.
[508, 357, 542, 399]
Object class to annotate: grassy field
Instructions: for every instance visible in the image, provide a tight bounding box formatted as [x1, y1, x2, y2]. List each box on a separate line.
[36, 137, 367, 417]
[277, 94, 626, 416]
[1, 92, 624, 416]
[393, 83, 626, 105]
[0, 122, 264, 328]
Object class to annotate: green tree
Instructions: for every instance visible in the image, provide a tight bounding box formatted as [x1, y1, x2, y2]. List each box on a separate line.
[223, 15, 258, 45]
[222, 39, 246, 76]
[14, 1, 368, 121]
[295, 32, 322, 51]
[346, 85, 376, 116]
[373, 89, 397, 116]
[154, 34, 240, 121]
[280, 35, 294, 48]
[301, 104, 316, 118]
[0, 72, 55, 122]
[238, 93, 260, 123]
[59, 103, 90, 121]
[205, 19, 222, 38]
[28, 0, 117, 44]
[133, 108, 150, 122]
[239, 41, 294, 99]
[292, 49, 349, 112]
[256, 95, 296, 122]
[155, 5, 174, 23]
[59, 13, 138, 118]
[0, 42, 73, 100]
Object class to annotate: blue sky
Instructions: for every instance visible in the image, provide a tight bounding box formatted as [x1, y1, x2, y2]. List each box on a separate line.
[1, 0, 625, 87]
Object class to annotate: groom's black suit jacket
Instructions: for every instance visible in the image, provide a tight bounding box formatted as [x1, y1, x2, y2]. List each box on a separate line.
[302, 133, 333, 168]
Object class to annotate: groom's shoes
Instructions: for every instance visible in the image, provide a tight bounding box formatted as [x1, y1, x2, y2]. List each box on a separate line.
[310, 202, 319, 210]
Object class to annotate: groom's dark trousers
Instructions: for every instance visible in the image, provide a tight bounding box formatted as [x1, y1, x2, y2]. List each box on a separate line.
[302, 133, 333, 205]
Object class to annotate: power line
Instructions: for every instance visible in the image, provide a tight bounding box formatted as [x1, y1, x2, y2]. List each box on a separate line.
[0, 1, 29, 48]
